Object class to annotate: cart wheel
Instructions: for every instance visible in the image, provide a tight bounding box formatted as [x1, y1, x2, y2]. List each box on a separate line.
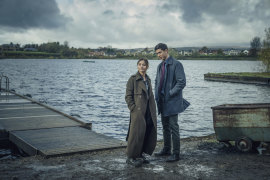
[235, 137, 253, 152]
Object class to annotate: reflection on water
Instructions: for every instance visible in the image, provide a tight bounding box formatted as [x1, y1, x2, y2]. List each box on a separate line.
[1, 59, 269, 141]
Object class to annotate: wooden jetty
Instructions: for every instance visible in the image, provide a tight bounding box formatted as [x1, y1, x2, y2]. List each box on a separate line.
[0, 91, 126, 157]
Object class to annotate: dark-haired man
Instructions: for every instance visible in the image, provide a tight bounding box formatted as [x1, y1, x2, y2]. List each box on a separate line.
[154, 43, 189, 162]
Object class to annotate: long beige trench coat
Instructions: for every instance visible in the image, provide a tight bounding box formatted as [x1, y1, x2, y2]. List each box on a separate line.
[125, 72, 157, 158]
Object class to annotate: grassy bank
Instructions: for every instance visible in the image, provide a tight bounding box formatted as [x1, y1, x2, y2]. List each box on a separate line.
[1, 51, 60, 59]
[181, 56, 258, 60]
[205, 72, 270, 78]
[204, 72, 270, 86]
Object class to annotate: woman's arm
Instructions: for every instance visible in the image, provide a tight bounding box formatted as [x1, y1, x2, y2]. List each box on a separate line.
[125, 76, 136, 112]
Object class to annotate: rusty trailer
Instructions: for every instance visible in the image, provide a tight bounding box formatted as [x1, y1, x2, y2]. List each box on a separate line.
[212, 103, 270, 152]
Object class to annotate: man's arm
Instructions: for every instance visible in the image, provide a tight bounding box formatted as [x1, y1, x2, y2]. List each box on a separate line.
[154, 65, 160, 101]
[169, 62, 186, 97]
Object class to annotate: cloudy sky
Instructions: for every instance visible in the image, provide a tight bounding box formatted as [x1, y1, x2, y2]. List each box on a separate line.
[0, 0, 269, 49]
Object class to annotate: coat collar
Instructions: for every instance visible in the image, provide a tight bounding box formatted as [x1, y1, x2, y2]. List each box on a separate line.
[159, 56, 173, 67]
[135, 71, 149, 81]
[135, 71, 142, 80]
[135, 71, 148, 93]
[166, 56, 173, 65]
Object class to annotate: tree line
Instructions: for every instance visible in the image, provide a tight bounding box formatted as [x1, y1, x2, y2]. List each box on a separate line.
[250, 27, 270, 72]
[259, 28, 270, 72]
[0, 41, 90, 59]
[1, 27, 270, 71]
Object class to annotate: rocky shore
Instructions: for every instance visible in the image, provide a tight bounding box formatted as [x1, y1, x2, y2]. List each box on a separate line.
[1, 134, 270, 180]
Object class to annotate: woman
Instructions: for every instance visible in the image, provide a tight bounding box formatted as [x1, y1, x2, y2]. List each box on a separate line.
[125, 58, 157, 167]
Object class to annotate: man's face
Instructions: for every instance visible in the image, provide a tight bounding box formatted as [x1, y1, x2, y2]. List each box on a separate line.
[155, 49, 168, 60]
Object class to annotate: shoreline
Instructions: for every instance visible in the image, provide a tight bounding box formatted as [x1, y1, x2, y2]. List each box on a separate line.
[1, 133, 270, 179]
[0, 57, 259, 61]
[204, 72, 270, 86]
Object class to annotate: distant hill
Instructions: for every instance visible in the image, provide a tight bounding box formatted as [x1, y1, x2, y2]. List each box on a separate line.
[120, 46, 250, 51]
[174, 46, 249, 51]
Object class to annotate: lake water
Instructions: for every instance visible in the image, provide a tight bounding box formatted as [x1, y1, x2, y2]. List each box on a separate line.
[1, 59, 270, 141]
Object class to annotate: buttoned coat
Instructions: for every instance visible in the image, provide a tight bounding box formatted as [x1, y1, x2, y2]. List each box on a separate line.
[155, 56, 189, 117]
[125, 72, 157, 158]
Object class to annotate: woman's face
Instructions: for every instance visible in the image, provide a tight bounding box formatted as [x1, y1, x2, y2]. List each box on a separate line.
[137, 60, 148, 74]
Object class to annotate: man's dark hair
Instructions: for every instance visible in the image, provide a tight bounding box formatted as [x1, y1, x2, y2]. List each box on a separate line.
[154, 43, 168, 51]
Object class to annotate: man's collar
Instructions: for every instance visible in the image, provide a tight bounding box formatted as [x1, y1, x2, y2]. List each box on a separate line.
[164, 55, 172, 64]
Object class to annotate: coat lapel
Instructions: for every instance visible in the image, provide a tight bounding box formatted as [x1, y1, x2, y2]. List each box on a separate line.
[136, 72, 147, 94]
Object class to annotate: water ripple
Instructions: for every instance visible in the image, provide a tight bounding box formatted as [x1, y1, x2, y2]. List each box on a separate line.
[0, 59, 269, 141]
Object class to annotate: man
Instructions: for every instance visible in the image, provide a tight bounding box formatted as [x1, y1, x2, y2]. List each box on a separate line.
[154, 43, 190, 162]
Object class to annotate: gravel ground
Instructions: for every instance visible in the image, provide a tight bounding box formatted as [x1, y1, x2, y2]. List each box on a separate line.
[1, 134, 270, 180]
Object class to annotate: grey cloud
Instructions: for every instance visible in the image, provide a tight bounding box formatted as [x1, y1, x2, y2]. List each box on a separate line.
[0, 0, 71, 29]
[103, 10, 114, 16]
[254, 0, 270, 23]
[134, 13, 146, 19]
[162, 0, 270, 25]
[161, 2, 180, 12]
[180, 0, 236, 23]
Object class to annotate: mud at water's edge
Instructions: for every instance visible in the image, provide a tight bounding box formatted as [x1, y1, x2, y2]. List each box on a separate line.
[1, 134, 270, 180]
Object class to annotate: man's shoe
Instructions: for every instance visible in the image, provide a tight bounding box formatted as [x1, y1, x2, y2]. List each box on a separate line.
[126, 158, 143, 167]
[154, 149, 171, 157]
[141, 155, 150, 164]
[166, 154, 180, 162]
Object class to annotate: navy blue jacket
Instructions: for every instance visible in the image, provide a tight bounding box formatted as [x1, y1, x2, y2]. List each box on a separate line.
[155, 56, 190, 116]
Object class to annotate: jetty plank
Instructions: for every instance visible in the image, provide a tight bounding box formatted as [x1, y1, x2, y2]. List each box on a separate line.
[0, 94, 21, 100]
[0, 94, 31, 104]
[0, 105, 58, 116]
[0, 99, 30, 104]
[0, 115, 81, 131]
[0, 91, 126, 157]
[10, 126, 126, 157]
[0, 103, 37, 108]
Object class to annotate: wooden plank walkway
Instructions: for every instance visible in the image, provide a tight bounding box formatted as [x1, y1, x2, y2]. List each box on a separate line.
[0, 91, 126, 157]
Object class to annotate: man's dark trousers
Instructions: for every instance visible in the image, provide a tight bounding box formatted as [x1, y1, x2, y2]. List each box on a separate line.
[161, 114, 180, 155]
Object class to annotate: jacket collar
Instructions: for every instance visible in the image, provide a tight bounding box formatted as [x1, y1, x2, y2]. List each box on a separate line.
[135, 71, 148, 93]
[135, 71, 142, 80]
[166, 56, 173, 65]
[135, 71, 149, 81]
[159, 56, 173, 67]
